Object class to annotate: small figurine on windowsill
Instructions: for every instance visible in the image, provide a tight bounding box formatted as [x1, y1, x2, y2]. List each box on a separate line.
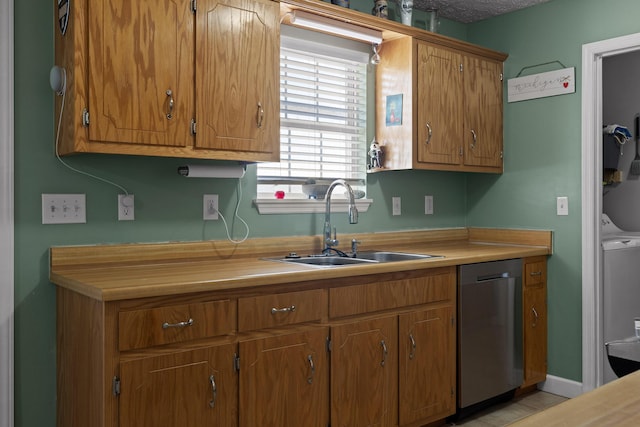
[368, 140, 384, 169]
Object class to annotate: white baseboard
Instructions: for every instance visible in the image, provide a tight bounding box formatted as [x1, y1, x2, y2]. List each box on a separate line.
[537, 375, 583, 398]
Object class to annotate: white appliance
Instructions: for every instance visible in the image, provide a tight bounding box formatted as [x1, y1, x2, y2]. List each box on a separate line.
[601, 213, 640, 383]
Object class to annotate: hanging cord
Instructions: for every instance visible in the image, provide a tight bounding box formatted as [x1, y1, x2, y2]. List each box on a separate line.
[217, 178, 250, 244]
[54, 86, 129, 195]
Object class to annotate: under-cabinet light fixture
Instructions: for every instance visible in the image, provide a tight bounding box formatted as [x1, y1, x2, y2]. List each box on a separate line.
[289, 10, 383, 45]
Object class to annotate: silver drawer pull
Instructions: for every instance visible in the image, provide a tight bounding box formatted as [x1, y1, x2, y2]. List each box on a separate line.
[162, 318, 194, 329]
[256, 102, 264, 128]
[209, 375, 217, 408]
[409, 334, 416, 360]
[271, 305, 296, 315]
[530, 271, 543, 276]
[307, 355, 315, 384]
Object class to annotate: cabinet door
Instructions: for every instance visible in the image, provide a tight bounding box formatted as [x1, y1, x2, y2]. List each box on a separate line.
[196, 0, 279, 159]
[331, 316, 398, 427]
[88, 0, 194, 147]
[119, 344, 237, 427]
[521, 257, 547, 388]
[416, 43, 463, 167]
[399, 306, 456, 425]
[463, 56, 503, 169]
[239, 327, 329, 427]
[523, 282, 547, 387]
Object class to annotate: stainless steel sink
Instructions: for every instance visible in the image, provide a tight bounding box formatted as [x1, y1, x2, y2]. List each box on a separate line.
[269, 255, 377, 267]
[355, 251, 437, 262]
[266, 251, 441, 268]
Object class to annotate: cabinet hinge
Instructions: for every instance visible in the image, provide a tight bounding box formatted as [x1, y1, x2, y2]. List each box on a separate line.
[112, 376, 121, 396]
[500, 151, 504, 159]
[82, 108, 90, 127]
[326, 337, 332, 353]
[459, 63, 463, 72]
[190, 0, 196, 13]
[234, 354, 240, 372]
[500, 72, 504, 82]
[191, 119, 196, 135]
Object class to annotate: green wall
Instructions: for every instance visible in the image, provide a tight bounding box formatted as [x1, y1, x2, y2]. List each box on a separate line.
[18, 0, 640, 424]
[464, 0, 640, 383]
[14, 1, 468, 425]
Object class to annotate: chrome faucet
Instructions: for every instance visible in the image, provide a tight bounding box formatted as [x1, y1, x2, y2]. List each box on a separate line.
[323, 179, 358, 252]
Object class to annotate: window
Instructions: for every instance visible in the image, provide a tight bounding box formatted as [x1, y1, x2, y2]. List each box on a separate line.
[256, 27, 371, 206]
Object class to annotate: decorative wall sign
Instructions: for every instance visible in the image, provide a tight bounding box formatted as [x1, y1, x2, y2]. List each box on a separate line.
[386, 94, 402, 126]
[507, 67, 575, 103]
[57, 0, 70, 35]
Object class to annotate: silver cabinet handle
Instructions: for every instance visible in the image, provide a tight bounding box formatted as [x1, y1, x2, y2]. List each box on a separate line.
[209, 375, 217, 408]
[409, 334, 416, 360]
[530, 271, 543, 277]
[380, 340, 387, 367]
[162, 318, 194, 329]
[271, 305, 296, 315]
[532, 306, 539, 327]
[166, 89, 174, 120]
[307, 355, 315, 384]
[256, 102, 264, 128]
[425, 123, 432, 145]
[470, 129, 477, 149]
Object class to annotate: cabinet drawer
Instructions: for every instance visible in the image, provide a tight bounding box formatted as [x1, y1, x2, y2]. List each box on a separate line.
[525, 259, 546, 287]
[119, 300, 236, 351]
[238, 289, 327, 331]
[330, 267, 456, 318]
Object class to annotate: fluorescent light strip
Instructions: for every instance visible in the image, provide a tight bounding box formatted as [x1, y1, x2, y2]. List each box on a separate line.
[290, 10, 383, 45]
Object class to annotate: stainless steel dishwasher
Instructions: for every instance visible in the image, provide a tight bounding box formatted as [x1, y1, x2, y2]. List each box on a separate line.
[457, 259, 523, 417]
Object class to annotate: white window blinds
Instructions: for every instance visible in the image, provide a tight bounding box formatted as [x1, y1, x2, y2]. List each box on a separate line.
[257, 31, 369, 195]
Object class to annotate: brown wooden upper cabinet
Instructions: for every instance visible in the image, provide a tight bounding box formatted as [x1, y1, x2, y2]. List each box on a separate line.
[376, 36, 506, 173]
[54, 0, 280, 161]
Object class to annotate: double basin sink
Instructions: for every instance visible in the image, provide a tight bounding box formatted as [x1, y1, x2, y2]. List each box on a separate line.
[268, 251, 441, 268]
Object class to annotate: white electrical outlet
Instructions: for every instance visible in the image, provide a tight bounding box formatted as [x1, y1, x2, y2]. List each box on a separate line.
[425, 195, 433, 215]
[392, 196, 401, 216]
[203, 194, 219, 220]
[118, 194, 135, 221]
[42, 194, 86, 224]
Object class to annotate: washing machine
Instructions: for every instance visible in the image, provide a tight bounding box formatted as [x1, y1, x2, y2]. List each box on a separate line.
[601, 213, 640, 383]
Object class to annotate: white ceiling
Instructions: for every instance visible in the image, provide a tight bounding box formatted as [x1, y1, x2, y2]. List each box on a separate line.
[413, 0, 553, 23]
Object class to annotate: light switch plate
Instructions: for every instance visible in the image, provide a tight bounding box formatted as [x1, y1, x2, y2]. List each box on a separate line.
[42, 194, 86, 224]
[557, 196, 569, 216]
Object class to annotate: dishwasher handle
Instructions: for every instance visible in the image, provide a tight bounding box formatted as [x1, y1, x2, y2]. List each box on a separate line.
[475, 272, 512, 282]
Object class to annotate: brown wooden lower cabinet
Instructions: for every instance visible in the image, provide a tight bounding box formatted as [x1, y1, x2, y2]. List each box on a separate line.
[119, 344, 237, 427]
[331, 315, 399, 427]
[399, 306, 456, 425]
[55, 266, 466, 427]
[239, 327, 329, 427]
[521, 256, 548, 388]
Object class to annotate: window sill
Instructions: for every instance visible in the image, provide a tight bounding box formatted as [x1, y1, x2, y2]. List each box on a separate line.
[253, 198, 373, 215]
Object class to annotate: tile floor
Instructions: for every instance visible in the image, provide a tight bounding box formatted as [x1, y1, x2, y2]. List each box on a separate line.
[447, 391, 568, 426]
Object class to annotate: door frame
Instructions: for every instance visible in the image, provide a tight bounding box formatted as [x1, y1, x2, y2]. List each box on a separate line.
[581, 32, 640, 392]
[0, 0, 14, 425]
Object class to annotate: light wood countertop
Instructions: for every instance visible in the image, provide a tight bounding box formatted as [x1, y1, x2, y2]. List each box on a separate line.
[509, 371, 640, 426]
[50, 228, 552, 301]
